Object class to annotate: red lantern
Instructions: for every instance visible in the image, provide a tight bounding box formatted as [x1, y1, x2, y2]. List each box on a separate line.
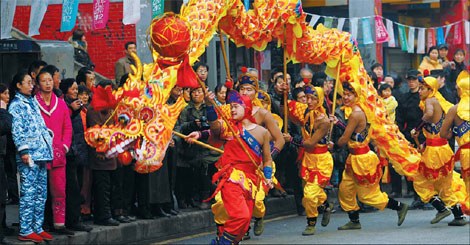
[150, 12, 191, 59]
[118, 151, 133, 166]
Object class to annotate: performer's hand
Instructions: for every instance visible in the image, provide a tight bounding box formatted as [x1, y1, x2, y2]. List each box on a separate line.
[70, 99, 82, 111]
[282, 133, 292, 142]
[21, 154, 30, 165]
[205, 91, 216, 106]
[169, 139, 175, 148]
[329, 115, 338, 125]
[185, 131, 201, 144]
[417, 144, 425, 153]
[410, 129, 419, 138]
[327, 141, 335, 151]
[265, 179, 274, 189]
[0, 100, 6, 109]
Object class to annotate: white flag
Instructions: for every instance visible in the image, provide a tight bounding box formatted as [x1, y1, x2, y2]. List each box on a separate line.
[308, 14, 320, 27]
[350, 18, 358, 40]
[386, 19, 395, 47]
[407, 27, 415, 53]
[1, 0, 17, 39]
[417, 28, 425, 54]
[444, 24, 452, 39]
[465, 20, 470, 45]
[337, 18, 345, 31]
[123, 0, 141, 25]
[29, 0, 49, 36]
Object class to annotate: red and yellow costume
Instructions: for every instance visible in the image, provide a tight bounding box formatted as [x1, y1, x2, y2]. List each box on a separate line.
[412, 76, 458, 206]
[288, 86, 333, 219]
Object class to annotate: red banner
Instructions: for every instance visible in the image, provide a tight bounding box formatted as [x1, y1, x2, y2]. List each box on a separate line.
[375, 16, 389, 43]
[427, 28, 436, 50]
[453, 22, 462, 45]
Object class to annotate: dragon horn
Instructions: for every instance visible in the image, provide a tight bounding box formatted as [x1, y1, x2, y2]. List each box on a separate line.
[129, 52, 143, 81]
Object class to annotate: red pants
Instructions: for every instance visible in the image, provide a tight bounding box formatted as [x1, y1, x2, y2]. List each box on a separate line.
[221, 181, 254, 242]
[49, 166, 66, 226]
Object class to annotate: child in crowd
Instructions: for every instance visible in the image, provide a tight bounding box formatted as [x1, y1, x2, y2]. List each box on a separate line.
[378, 83, 398, 123]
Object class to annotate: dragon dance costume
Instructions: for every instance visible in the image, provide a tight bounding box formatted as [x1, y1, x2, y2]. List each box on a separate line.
[411, 75, 468, 225]
[209, 91, 272, 244]
[287, 86, 333, 234]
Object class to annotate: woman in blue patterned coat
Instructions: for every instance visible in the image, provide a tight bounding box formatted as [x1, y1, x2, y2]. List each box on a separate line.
[8, 70, 54, 243]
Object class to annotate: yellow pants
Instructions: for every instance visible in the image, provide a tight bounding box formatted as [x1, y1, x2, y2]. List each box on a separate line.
[302, 182, 327, 218]
[413, 171, 459, 206]
[339, 169, 389, 212]
[212, 192, 229, 225]
[252, 186, 266, 219]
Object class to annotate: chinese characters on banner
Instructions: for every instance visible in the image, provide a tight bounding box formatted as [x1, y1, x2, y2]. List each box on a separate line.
[151, 0, 165, 18]
[60, 0, 80, 32]
[93, 0, 109, 30]
[375, 16, 389, 43]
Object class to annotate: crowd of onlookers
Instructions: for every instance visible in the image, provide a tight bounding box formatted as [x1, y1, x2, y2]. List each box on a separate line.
[0, 38, 467, 243]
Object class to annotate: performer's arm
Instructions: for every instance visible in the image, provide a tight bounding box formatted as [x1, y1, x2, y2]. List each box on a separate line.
[262, 110, 285, 155]
[337, 111, 359, 147]
[262, 130, 273, 169]
[303, 117, 329, 150]
[422, 98, 434, 122]
[440, 105, 457, 139]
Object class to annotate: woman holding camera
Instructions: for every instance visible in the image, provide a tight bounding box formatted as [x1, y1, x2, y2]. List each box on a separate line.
[60, 78, 93, 232]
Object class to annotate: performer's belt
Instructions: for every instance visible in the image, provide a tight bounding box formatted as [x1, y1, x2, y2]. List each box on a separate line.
[425, 138, 448, 147]
[349, 145, 370, 155]
[305, 145, 328, 154]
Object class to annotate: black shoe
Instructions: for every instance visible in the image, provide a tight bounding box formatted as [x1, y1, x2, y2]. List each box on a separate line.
[81, 214, 93, 222]
[164, 209, 178, 216]
[114, 215, 131, 223]
[199, 202, 211, 210]
[95, 218, 120, 226]
[3, 226, 15, 236]
[270, 189, 282, 198]
[126, 215, 137, 222]
[68, 223, 93, 232]
[187, 199, 198, 208]
[53, 226, 75, 236]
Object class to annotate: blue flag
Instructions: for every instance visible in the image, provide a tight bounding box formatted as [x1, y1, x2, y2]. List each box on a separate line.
[362, 18, 373, 45]
[60, 0, 79, 32]
[436, 27, 445, 45]
[244, 0, 249, 11]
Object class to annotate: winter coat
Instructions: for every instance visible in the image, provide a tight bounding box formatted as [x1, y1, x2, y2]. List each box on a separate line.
[8, 93, 53, 162]
[64, 97, 89, 165]
[36, 93, 72, 168]
[418, 56, 443, 73]
[0, 109, 12, 156]
[86, 106, 117, 171]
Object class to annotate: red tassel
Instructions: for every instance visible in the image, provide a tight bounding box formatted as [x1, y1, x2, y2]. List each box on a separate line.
[176, 55, 199, 88]
[91, 85, 118, 111]
[345, 75, 351, 81]
[303, 78, 310, 84]
[225, 79, 233, 89]
[241, 66, 248, 73]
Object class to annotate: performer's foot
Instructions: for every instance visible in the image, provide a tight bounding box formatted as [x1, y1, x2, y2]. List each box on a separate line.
[448, 218, 467, 226]
[337, 221, 361, 230]
[430, 209, 451, 224]
[321, 203, 333, 227]
[397, 203, 409, 226]
[253, 218, 264, 236]
[302, 226, 316, 236]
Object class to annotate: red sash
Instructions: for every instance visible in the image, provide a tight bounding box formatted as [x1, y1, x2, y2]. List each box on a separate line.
[455, 142, 470, 179]
[305, 145, 328, 154]
[425, 137, 448, 147]
[349, 145, 370, 155]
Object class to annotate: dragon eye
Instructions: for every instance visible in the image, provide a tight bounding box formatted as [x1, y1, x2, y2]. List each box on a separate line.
[118, 114, 130, 126]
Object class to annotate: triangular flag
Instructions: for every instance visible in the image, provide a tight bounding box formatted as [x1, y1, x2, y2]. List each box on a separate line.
[436, 27, 445, 45]
[350, 18, 358, 40]
[453, 22, 462, 45]
[29, 0, 49, 36]
[324, 17, 333, 28]
[427, 28, 436, 50]
[444, 24, 452, 39]
[417, 28, 425, 54]
[386, 19, 396, 47]
[362, 17, 373, 45]
[465, 20, 470, 45]
[308, 14, 320, 27]
[123, 0, 140, 25]
[375, 15, 389, 43]
[337, 18, 345, 31]
[0, 0, 17, 39]
[398, 24, 407, 51]
[407, 27, 415, 53]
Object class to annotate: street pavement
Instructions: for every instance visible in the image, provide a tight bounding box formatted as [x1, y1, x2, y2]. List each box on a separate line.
[159, 200, 470, 244]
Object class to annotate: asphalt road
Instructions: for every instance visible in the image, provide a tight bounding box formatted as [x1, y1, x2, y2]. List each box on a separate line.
[158, 207, 470, 244]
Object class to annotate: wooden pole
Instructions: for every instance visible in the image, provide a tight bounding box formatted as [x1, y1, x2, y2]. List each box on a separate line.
[282, 28, 288, 134]
[218, 30, 232, 80]
[173, 131, 224, 154]
[328, 63, 341, 141]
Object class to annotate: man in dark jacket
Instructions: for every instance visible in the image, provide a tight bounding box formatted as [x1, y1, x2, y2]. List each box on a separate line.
[0, 102, 12, 242]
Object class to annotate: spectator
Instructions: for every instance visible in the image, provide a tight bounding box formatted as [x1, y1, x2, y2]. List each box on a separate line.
[8, 70, 54, 243]
[378, 83, 398, 123]
[438, 43, 450, 63]
[431, 69, 455, 104]
[214, 84, 228, 106]
[182, 87, 191, 102]
[419, 46, 443, 73]
[115, 42, 137, 85]
[28, 60, 48, 82]
[193, 63, 209, 86]
[35, 70, 74, 235]
[383, 75, 395, 88]
[448, 49, 467, 97]
[328, 92, 348, 187]
[76, 67, 96, 91]
[69, 29, 94, 69]
[42, 65, 62, 98]
[396, 69, 426, 208]
[86, 80, 121, 226]
[370, 63, 384, 89]
[292, 77, 306, 89]
[388, 72, 408, 99]
[299, 67, 314, 84]
[176, 87, 220, 210]
[292, 87, 307, 104]
[0, 84, 12, 243]
[59, 79, 93, 232]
